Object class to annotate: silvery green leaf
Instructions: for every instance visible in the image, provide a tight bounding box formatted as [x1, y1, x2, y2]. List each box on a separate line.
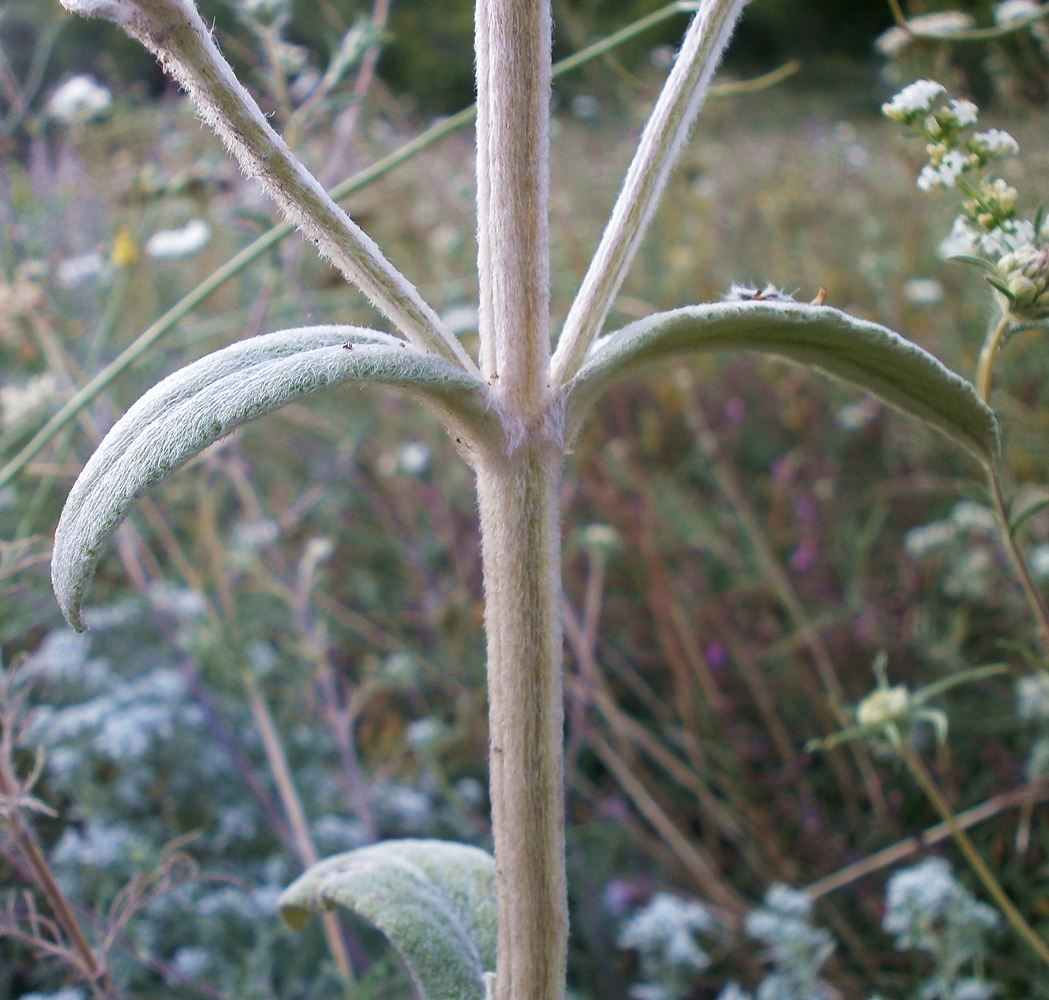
[52, 327, 494, 630]
[279, 839, 497, 1000]
[565, 302, 999, 468]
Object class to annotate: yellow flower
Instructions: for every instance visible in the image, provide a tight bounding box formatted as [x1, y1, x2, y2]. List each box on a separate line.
[110, 227, 138, 268]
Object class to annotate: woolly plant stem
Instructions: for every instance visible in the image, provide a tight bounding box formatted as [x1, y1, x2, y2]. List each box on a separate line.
[59, 0, 473, 374]
[475, 442, 567, 1000]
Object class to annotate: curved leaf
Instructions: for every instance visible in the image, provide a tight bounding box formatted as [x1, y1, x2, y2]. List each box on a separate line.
[52, 327, 494, 630]
[279, 839, 497, 1000]
[564, 302, 999, 467]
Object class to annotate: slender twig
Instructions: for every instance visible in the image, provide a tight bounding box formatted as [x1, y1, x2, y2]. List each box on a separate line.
[989, 465, 1049, 649]
[807, 776, 1049, 899]
[0, 695, 116, 998]
[243, 673, 356, 987]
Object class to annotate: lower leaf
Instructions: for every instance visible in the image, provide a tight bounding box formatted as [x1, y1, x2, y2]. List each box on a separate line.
[279, 839, 497, 1000]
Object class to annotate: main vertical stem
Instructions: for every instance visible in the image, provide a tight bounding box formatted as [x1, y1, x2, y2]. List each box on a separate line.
[476, 441, 567, 1000]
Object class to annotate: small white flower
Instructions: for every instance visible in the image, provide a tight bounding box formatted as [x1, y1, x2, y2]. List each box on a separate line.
[996, 0, 1039, 26]
[917, 149, 969, 190]
[903, 277, 944, 305]
[883, 80, 946, 121]
[47, 75, 112, 125]
[938, 215, 981, 259]
[145, 219, 212, 259]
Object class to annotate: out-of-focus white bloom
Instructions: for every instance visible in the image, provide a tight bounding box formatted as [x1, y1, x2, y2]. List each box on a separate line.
[618, 893, 716, 971]
[399, 440, 431, 475]
[744, 885, 834, 989]
[877, 14, 974, 56]
[970, 128, 1019, 160]
[903, 277, 944, 305]
[406, 717, 444, 747]
[951, 501, 996, 533]
[455, 776, 485, 807]
[996, 0, 1039, 26]
[650, 45, 677, 70]
[1017, 672, 1049, 720]
[56, 251, 111, 289]
[904, 519, 957, 558]
[441, 304, 479, 335]
[838, 396, 880, 430]
[917, 149, 969, 190]
[376, 782, 432, 831]
[938, 215, 981, 259]
[0, 373, 58, 429]
[145, 219, 212, 259]
[171, 947, 211, 978]
[47, 75, 112, 125]
[1030, 544, 1049, 578]
[20, 989, 87, 1000]
[571, 94, 603, 120]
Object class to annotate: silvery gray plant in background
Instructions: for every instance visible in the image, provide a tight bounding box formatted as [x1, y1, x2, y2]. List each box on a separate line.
[49, 0, 999, 997]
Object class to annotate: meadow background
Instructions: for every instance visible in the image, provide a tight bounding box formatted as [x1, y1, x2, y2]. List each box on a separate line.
[4, 0, 1049, 997]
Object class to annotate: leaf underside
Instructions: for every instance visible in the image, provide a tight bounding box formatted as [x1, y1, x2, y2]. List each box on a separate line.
[565, 301, 1000, 469]
[52, 327, 493, 630]
[279, 839, 498, 1000]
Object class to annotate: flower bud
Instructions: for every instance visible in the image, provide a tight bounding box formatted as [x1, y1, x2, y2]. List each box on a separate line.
[996, 245, 1049, 317]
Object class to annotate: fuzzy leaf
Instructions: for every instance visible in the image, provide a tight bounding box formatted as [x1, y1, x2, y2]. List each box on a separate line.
[52, 327, 494, 630]
[565, 302, 999, 467]
[279, 839, 497, 1000]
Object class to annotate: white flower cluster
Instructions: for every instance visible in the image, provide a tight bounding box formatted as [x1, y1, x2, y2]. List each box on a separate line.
[882, 79, 946, 120]
[904, 501, 1001, 602]
[618, 893, 719, 1000]
[883, 858, 1000, 998]
[742, 885, 834, 1000]
[885, 79, 1049, 319]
